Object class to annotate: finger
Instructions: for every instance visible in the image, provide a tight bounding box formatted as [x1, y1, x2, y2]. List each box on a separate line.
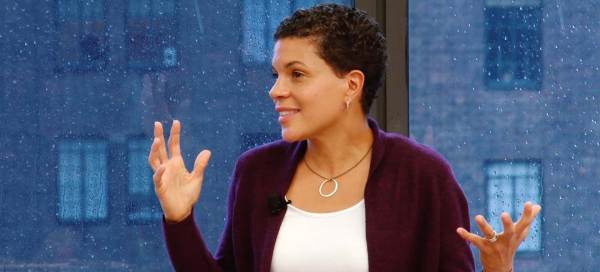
[475, 214, 496, 238]
[501, 212, 515, 236]
[191, 150, 212, 180]
[456, 228, 486, 249]
[517, 225, 531, 243]
[154, 122, 168, 161]
[515, 202, 541, 234]
[168, 120, 182, 158]
[148, 138, 162, 171]
[153, 165, 166, 189]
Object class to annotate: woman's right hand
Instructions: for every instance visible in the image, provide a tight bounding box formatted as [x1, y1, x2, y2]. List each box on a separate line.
[148, 120, 212, 223]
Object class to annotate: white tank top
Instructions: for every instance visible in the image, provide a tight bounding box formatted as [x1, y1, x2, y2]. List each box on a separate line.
[270, 197, 369, 272]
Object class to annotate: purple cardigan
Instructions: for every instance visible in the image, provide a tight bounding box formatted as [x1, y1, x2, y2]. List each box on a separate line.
[162, 118, 475, 271]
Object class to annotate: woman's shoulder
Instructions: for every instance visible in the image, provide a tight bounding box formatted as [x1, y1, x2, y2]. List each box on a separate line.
[236, 139, 300, 167]
[230, 140, 301, 191]
[379, 131, 454, 178]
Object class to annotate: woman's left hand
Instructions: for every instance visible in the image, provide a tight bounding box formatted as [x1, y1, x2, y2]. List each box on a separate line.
[456, 202, 542, 272]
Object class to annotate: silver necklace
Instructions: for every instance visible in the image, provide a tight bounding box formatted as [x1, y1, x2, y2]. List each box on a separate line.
[303, 146, 373, 198]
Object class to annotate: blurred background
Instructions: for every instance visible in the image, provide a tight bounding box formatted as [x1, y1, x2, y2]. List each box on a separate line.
[1, 0, 598, 271]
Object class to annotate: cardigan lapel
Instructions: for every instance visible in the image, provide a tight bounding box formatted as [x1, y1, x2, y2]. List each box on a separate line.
[366, 117, 386, 180]
[364, 117, 389, 271]
[258, 140, 307, 272]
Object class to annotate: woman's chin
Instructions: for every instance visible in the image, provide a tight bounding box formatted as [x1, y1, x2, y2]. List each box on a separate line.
[280, 128, 306, 143]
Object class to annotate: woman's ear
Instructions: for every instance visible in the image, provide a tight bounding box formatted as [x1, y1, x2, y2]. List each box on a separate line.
[345, 69, 365, 99]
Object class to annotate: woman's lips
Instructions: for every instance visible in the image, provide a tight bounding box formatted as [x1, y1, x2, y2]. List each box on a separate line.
[278, 110, 300, 123]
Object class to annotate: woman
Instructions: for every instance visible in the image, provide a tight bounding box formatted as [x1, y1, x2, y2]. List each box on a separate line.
[148, 4, 541, 272]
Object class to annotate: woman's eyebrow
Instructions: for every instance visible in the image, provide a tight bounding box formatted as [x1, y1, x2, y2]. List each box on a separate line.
[285, 61, 307, 68]
[272, 61, 308, 71]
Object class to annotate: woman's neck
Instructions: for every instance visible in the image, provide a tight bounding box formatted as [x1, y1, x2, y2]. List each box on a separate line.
[304, 117, 374, 177]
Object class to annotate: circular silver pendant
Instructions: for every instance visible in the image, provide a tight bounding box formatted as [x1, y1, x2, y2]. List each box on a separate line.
[319, 178, 339, 198]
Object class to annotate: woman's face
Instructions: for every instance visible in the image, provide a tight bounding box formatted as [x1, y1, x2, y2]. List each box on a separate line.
[269, 37, 350, 142]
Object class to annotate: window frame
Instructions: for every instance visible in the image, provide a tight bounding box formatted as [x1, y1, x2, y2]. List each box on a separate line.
[356, 0, 408, 135]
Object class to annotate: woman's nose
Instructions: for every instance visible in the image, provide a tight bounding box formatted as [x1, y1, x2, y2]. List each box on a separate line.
[268, 80, 289, 99]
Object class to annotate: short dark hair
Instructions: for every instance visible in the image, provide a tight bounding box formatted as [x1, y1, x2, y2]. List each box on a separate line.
[274, 3, 387, 114]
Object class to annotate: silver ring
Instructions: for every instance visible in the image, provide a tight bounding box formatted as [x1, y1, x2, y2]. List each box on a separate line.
[486, 230, 498, 243]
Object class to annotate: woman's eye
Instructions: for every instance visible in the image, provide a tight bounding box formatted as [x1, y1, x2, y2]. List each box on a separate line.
[292, 71, 303, 78]
[272, 73, 278, 79]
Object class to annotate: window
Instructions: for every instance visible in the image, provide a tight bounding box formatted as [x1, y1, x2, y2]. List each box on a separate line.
[485, 160, 542, 253]
[127, 138, 162, 223]
[241, 0, 352, 64]
[241, 1, 289, 64]
[55, 0, 108, 71]
[484, 0, 542, 90]
[126, 0, 178, 70]
[58, 139, 108, 222]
